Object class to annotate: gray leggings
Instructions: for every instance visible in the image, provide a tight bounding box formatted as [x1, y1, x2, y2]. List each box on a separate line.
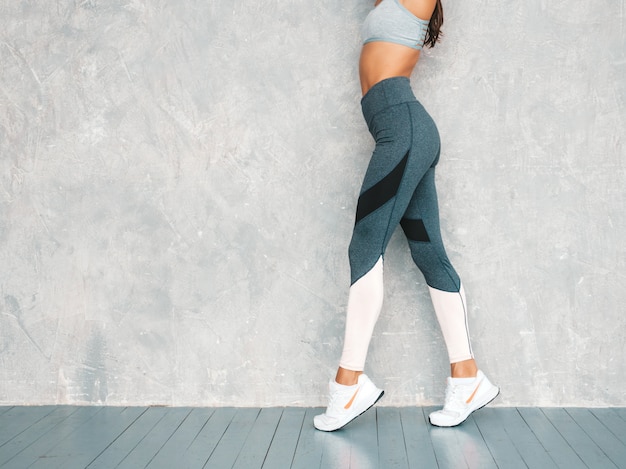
[349, 77, 461, 293]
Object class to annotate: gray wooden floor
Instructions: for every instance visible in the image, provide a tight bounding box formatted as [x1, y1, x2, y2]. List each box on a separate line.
[1, 406, 625, 468]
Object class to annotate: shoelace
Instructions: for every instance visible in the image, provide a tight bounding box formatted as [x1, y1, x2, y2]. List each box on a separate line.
[326, 387, 344, 411]
[327, 391, 340, 410]
[443, 383, 466, 411]
[327, 383, 356, 412]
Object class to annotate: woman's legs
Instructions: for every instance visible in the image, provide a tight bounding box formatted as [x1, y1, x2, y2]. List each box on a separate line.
[339, 101, 439, 376]
[337, 257, 384, 383]
[316, 78, 498, 431]
[333, 164, 481, 383]
[401, 167, 475, 367]
[402, 167, 499, 426]
[315, 103, 420, 430]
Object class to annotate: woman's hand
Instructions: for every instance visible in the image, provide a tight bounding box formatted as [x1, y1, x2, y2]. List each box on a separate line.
[374, 0, 382, 6]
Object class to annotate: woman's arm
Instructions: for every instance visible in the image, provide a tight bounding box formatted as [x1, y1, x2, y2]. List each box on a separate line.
[399, 0, 438, 19]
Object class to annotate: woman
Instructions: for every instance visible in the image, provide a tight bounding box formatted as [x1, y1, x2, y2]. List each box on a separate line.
[314, 0, 499, 432]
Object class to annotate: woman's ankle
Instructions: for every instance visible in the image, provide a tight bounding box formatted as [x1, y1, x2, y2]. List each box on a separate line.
[335, 367, 363, 386]
[450, 359, 478, 378]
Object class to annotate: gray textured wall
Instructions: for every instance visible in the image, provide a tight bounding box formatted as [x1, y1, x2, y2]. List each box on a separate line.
[1, 0, 624, 407]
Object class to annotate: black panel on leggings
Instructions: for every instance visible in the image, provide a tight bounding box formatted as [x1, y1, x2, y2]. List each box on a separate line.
[355, 152, 409, 224]
[400, 218, 430, 242]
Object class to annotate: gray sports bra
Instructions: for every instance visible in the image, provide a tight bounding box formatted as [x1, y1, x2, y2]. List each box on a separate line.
[361, 0, 430, 51]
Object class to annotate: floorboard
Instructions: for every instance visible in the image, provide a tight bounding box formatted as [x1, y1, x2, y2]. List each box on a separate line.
[613, 407, 626, 422]
[520, 407, 590, 469]
[28, 406, 147, 469]
[589, 408, 626, 445]
[0, 406, 57, 448]
[346, 403, 379, 469]
[495, 408, 558, 469]
[1, 406, 625, 468]
[4, 406, 102, 468]
[542, 408, 619, 469]
[449, 416, 498, 469]
[146, 408, 215, 468]
[317, 421, 354, 469]
[203, 408, 260, 468]
[401, 407, 438, 469]
[232, 408, 283, 469]
[114, 407, 191, 469]
[377, 407, 410, 467]
[0, 406, 77, 466]
[180, 407, 236, 468]
[566, 408, 626, 468]
[86, 406, 164, 469]
[262, 408, 306, 468]
[473, 407, 528, 468]
[290, 408, 326, 469]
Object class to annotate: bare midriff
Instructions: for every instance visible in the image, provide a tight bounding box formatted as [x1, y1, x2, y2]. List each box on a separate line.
[359, 41, 421, 96]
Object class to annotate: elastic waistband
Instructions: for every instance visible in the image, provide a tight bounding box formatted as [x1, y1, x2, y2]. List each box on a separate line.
[361, 77, 416, 123]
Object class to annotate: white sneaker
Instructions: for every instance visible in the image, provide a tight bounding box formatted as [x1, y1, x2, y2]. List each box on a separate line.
[429, 370, 499, 427]
[314, 374, 384, 432]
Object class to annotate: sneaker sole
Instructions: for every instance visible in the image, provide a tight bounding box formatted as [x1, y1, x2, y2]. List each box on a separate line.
[429, 386, 500, 428]
[316, 390, 385, 432]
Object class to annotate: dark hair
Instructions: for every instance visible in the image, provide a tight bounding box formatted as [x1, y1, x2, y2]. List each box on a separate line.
[424, 0, 443, 48]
